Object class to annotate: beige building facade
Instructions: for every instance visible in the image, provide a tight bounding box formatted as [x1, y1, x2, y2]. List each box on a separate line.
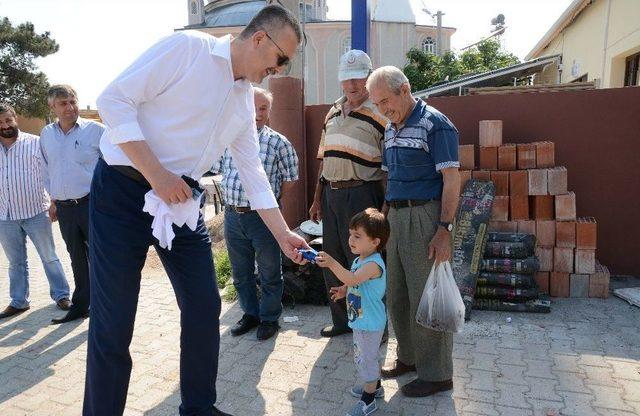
[527, 0, 640, 88]
[183, 0, 455, 104]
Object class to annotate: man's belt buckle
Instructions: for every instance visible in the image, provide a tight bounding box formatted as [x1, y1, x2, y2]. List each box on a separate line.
[233, 206, 252, 214]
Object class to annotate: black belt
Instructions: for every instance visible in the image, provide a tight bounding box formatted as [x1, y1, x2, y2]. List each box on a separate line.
[389, 199, 437, 209]
[110, 165, 202, 192]
[56, 194, 89, 206]
[328, 179, 364, 190]
[111, 165, 151, 187]
[227, 205, 255, 214]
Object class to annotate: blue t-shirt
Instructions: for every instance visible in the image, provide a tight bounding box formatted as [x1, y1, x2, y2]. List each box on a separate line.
[382, 100, 460, 201]
[347, 252, 387, 331]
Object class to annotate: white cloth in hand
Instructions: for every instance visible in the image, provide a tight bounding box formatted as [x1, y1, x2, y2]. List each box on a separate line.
[143, 190, 201, 250]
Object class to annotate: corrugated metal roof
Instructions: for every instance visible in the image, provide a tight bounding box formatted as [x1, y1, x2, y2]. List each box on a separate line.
[414, 55, 561, 98]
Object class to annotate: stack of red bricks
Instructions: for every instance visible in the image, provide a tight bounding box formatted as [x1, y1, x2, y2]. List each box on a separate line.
[458, 120, 610, 299]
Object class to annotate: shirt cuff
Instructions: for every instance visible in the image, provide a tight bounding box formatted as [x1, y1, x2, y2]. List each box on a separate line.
[381, 165, 388, 172]
[435, 161, 460, 172]
[107, 121, 146, 145]
[247, 190, 278, 210]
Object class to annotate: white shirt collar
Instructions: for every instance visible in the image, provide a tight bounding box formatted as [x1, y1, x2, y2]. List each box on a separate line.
[210, 34, 231, 60]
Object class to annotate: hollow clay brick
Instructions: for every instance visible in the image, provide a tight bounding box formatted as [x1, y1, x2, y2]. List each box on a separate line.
[479, 120, 502, 147]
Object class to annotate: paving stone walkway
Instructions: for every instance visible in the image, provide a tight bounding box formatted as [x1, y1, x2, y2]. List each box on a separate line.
[1, 226, 639, 415]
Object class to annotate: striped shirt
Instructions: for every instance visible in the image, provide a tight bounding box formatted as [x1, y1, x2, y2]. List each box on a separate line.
[0, 131, 50, 221]
[213, 126, 298, 207]
[383, 100, 459, 201]
[317, 97, 386, 182]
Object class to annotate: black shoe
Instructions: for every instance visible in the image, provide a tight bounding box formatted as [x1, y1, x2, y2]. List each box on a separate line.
[230, 314, 260, 337]
[51, 308, 89, 324]
[56, 298, 71, 310]
[256, 321, 280, 341]
[212, 406, 232, 415]
[400, 378, 453, 397]
[320, 325, 352, 338]
[0, 305, 29, 319]
[381, 360, 417, 378]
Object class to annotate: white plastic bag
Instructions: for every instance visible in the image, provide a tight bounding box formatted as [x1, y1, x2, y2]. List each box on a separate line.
[416, 261, 465, 333]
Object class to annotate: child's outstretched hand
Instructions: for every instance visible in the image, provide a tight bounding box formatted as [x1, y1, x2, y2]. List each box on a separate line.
[315, 251, 336, 269]
[329, 285, 347, 302]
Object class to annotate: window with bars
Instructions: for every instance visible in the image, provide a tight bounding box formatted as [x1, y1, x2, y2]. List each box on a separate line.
[624, 53, 639, 87]
[422, 37, 436, 54]
[341, 36, 351, 56]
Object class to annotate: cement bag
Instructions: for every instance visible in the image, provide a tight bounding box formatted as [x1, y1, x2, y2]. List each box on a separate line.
[416, 261, 465, 333]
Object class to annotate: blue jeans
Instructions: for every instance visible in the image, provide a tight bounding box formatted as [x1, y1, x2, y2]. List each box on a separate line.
[0, 211, 70, 308]
[84, 160, 221, 416]
[224, 207, 283, 322]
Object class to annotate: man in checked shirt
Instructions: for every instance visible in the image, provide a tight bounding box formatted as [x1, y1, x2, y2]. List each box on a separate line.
[213, 87, 298, 341]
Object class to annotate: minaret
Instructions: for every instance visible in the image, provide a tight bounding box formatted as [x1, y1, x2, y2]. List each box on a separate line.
[187, 0, 205, 26]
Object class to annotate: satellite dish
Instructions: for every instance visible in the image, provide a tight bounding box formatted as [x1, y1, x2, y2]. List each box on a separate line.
[491, 14, 505, 26]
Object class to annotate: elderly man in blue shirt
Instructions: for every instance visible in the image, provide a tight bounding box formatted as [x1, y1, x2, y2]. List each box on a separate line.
[367, 66, 461, 398]
[40, 84, 104, 324]
[214, 87, 298, 341]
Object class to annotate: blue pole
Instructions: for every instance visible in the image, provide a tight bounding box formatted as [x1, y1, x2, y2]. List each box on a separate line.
[351, 0, 370, 53]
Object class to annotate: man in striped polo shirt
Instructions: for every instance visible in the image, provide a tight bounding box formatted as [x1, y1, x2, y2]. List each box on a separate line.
[309, 50, 387, 337]
[0, 103, 71, 319]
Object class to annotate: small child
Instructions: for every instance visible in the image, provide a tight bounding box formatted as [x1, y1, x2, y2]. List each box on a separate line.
[316, 208, 390, 416]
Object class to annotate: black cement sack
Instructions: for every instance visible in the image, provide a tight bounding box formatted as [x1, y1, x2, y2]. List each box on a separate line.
[451, 180, 496, 321]
[487, 232, 536, 248]
[476, 272, 536, 288]
[484, 241, 534, 259]
[474, 285, 539, 300]
[473, 297, 551, 313]
[481, 256, 539, 274]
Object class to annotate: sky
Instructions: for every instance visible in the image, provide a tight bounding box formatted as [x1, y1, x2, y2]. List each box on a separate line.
[1, 0, 574, 108]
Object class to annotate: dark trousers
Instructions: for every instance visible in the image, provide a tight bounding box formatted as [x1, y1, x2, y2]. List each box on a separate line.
[321, 180, 384, 328]
[224, 208, 283, 322]
[83, 159, 221, 416]
[56, 198, 90, 313]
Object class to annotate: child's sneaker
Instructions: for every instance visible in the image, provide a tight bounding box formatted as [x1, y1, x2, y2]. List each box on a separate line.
[349, 385, 385, 398]
[346, 399, 378, 416]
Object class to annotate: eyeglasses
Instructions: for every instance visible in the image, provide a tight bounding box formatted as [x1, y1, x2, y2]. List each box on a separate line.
[263, 31, 290, 67]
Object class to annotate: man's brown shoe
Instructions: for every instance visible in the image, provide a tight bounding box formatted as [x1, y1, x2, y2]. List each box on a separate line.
[401, 378, 453, 397]
[381, 360, 416, 378]
[0, 305, 29, 319]
[56, 298, 71, 311]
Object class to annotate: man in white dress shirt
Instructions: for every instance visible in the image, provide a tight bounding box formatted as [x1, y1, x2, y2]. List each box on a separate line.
[84, 5, 305, 416]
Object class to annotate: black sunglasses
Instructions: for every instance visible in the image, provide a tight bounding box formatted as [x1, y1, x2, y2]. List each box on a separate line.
[263, 31, 290, 67]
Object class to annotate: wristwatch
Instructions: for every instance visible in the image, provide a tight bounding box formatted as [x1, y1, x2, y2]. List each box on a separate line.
[439, 221, 453, 232]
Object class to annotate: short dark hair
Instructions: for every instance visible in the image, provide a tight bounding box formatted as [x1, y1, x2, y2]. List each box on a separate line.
[349, 208, 390, 251]
[48, 84, 78, 105]
[240, 4, 302, 43]
[0, 103, 17, 117]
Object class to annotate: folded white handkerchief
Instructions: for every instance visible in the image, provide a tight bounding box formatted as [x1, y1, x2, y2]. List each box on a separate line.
[143, 190, 202, 250]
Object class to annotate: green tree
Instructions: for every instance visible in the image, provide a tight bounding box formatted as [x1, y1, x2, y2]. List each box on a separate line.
[0, 17, 59, 118]
[403, 38, 520, 93]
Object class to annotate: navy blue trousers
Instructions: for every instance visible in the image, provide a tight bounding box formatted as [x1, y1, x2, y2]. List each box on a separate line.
[83, 159, 221, 416]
